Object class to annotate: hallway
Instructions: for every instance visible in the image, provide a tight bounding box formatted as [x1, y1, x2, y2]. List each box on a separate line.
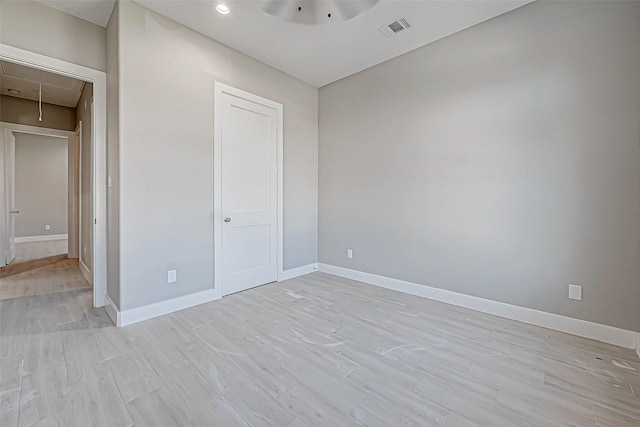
[0, 257, 89, 301]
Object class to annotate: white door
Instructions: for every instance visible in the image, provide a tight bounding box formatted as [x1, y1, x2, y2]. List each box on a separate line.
[3, 129, 16, 264]
[220, 92, 278, 296]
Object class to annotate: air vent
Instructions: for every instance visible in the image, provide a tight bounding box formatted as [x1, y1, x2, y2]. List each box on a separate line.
[378, 17, 412, 38]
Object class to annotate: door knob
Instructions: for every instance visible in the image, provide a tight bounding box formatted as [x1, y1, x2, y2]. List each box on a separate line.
[9, 210, 19, 214]
[224, 217, 231, 223]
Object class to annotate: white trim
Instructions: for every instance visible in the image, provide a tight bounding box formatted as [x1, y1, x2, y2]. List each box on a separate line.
[15, 234, 68, 243]
[280, 263, 319, 281]
[104, 294, 118, 326]
[110, 289, 216, 327]
[77, 121, 83, 267]
[0, 123, 76, 139]
[213, 82, 284, 300]
[68, 125, 79, 258]
[79, 258, 92, 285]
[317, 263, 639, 350]
[0, 44, 107, 309]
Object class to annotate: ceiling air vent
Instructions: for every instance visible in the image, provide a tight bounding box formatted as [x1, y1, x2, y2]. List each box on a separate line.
[378, 18, 412, 38]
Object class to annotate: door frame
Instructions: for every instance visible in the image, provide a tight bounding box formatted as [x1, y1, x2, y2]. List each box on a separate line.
[0, 123, 76, 263]
[0, 43, 107, 308]
[76, 121, 82, 267]
[77, 120, 92, 283]
[213, 82, 284, 299]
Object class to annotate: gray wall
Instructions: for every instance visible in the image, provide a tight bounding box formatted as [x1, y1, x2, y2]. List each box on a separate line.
[116, 0, 318, 310]
[106, 3, 121, 307]
[0, 0, 106, 72]
[76, 83, 93, 271]
[14, 132, 68, 237]
[1, 96, 76, 131]
[319, 1, 640, 332]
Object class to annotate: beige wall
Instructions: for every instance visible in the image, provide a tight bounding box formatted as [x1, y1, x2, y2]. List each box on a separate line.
[106, 4, 120, 307]
[14, 132, 68, 237]
[76, 83, 93, 271]
[319, 1, 640, 332]
[0, 0, 106, 71]
[115, 0, 318, 310]
[1, 96, 76, 131]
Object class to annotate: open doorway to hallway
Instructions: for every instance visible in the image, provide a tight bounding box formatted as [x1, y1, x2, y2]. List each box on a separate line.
[11, 131, 69, 265]
[0, 60, 94, 301]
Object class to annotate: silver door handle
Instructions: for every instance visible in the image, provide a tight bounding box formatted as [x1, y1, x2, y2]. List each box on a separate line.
[9, 210, 19, 214]
[224, 217, 231, 223]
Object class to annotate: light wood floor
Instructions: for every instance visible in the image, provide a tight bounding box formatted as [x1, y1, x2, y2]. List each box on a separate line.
[1, 272, 639, 426]
[0, 259, 90, 301]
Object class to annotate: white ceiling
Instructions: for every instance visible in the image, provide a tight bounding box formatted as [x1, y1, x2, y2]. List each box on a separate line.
[35, 0, 116, 27]
[0, 61, 85, 108]
[35, 0, 533, 87]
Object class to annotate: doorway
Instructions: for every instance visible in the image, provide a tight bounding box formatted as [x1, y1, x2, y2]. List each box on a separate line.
[1, 125, 85, 300]
[9, 130, 70, 264]
[214, 83, 284, 298]
[0, 44, 106, 307]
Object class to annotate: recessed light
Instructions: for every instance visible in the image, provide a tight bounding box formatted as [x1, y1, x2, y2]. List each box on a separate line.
[216, 4, 230, 15]
[7, 89, 21, 95]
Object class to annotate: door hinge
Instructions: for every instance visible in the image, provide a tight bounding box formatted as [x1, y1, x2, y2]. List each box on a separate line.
[94, 218, 97, 224]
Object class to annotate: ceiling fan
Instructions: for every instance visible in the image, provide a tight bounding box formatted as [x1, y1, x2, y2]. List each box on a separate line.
[262, 0, 380, 25]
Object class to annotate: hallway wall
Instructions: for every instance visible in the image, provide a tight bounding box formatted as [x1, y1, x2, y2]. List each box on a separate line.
[14, 132, 68, 238]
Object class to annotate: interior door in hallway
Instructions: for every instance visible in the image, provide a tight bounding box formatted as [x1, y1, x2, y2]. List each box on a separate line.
[3, 129, 16, 265]
[220, 91, 278, 296]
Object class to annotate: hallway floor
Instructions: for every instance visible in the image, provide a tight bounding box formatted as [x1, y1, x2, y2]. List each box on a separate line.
[0, 258, 89, 301]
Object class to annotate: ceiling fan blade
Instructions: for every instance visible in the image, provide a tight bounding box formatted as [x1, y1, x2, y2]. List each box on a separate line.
[332, 0, 380, 20]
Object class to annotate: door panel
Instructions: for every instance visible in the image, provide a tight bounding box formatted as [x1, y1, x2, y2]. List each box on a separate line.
[3, 129, 16, 264]
[221, 93, 278, 296]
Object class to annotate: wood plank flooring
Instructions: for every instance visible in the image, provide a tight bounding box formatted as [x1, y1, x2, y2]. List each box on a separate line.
[0, 259, 89, 301]
[1, 271, 639, 426]
[0, 255, 69, 280]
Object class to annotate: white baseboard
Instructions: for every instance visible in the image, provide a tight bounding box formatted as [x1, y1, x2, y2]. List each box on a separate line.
[317, 263, 638, 350]
[15, 234, 68, 243]
[79, 259, 92, 285]
[109, 289, 216, 327]
[280, 263, 318, 281]
[104, 294, 118, 326]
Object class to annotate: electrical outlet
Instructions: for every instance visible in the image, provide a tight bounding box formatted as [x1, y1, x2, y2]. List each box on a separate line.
[45, 224, 50, 231]
[347, 249, 353, 259]
[168, 270, 177, 284]
[568, 284, 582, 301]
[83, 246, 87, 256]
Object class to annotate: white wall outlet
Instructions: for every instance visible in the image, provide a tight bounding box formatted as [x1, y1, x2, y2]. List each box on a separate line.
[83, 246, 87, 256]
[108, 175, 112, 188]
[347, 249, 353, 259]
[168, 270, 177, 284]
[45, 224, 51, 231]
[568, 284, 582, 301]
